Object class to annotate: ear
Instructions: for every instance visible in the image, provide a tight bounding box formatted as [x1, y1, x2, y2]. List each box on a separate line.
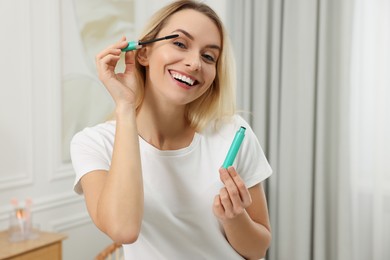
[137, 47, 149, 66]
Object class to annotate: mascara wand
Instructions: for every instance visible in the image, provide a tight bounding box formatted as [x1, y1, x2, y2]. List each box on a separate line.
[121, 34, 179, 52]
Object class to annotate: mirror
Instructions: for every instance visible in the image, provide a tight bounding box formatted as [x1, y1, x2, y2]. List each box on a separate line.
[61, 0, 135, 163]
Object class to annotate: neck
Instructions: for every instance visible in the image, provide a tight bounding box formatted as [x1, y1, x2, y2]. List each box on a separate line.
[136, 101, 194, 150]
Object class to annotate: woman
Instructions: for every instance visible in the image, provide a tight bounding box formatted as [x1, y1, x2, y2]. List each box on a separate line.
[71, 1, 272, 259]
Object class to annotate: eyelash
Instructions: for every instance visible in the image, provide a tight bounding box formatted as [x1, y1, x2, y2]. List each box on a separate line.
[173, 41, 186, 49]
[173, 41, 216, 63]
[202, 54, 215, 63]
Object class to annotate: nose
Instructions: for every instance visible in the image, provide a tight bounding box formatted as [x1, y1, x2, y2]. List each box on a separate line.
[185, 53, 201, 71]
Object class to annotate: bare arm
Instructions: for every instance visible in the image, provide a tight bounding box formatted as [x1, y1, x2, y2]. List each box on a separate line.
[213, 167, 271, 259]
[79, 37, 143, 244]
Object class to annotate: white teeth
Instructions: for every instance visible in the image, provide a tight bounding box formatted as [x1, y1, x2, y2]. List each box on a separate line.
[172, 73, 195, 86]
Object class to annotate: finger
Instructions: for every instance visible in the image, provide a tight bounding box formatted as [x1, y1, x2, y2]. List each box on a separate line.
[96, 56, 122, 84]
[97, 52, 122, 65]
[227, 167, 252, 207]
[219, 168, 241, 201]
[96, 38, 128, 60]
[219, 168, 245, 213]
[219, 187, 234, 218]
[97, 54, 121, 73]
[96, 49, 122, 67]
[219, 167, 233, 184]
[124, 51, 135, 74]
[114, 36, 128, 49]
[96, 47, 121, 56]
[213, 195, 225, 217]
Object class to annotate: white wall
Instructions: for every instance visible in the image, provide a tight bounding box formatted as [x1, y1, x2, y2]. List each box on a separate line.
[0, 0, 227, 259]
[0, 0, 112, 259]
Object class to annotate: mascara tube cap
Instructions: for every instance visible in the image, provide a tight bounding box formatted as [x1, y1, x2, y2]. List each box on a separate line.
[121, 41, 142, 52]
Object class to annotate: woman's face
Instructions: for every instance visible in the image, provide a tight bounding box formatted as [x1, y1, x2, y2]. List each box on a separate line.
[140, 9, 221, 107]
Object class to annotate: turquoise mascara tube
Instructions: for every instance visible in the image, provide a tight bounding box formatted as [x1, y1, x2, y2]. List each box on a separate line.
[222, 126, 246, 168]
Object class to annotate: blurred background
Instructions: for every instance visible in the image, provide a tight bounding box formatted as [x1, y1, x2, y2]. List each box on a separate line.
[0, 0, 388, 259]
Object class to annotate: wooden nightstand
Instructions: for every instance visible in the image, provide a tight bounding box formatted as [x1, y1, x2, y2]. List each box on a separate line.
[0, 230, 67, 260]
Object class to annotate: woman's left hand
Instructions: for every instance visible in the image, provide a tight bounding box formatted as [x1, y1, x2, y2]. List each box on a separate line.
[213, 167, 252, 222]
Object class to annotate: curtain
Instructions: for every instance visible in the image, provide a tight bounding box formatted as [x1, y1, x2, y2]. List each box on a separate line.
[350, 1, 390, 259]
[225, 0, 390, 259]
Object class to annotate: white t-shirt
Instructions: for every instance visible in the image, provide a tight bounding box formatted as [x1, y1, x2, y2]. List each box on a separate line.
[71, 115, 272, 259]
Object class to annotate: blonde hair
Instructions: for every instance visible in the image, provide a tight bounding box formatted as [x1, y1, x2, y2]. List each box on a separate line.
[134, 0, 236, 131]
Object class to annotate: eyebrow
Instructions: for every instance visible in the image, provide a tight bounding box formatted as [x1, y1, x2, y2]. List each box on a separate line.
[172, 29, 221, 51]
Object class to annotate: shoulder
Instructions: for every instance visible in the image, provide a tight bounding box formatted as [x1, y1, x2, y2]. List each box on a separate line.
[203, 114, 272, 185]
[203, 114, 252, 137]
[200, 114, 256, 148]
[71, 121, 115, 195]
[71, 121, 116, 146]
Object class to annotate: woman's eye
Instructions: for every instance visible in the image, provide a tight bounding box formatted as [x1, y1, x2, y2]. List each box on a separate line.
[202, 54, 216, 63]
[173, 41, 186, 49]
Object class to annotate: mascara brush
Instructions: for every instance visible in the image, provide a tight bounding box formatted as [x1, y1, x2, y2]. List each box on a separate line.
[121, 34, 179, 52]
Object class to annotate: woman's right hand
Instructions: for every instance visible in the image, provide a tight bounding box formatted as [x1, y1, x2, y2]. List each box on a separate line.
[96, 36, 138, 108]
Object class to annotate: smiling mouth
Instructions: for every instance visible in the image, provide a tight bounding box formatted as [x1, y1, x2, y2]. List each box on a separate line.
[170, 71, 198, 87]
